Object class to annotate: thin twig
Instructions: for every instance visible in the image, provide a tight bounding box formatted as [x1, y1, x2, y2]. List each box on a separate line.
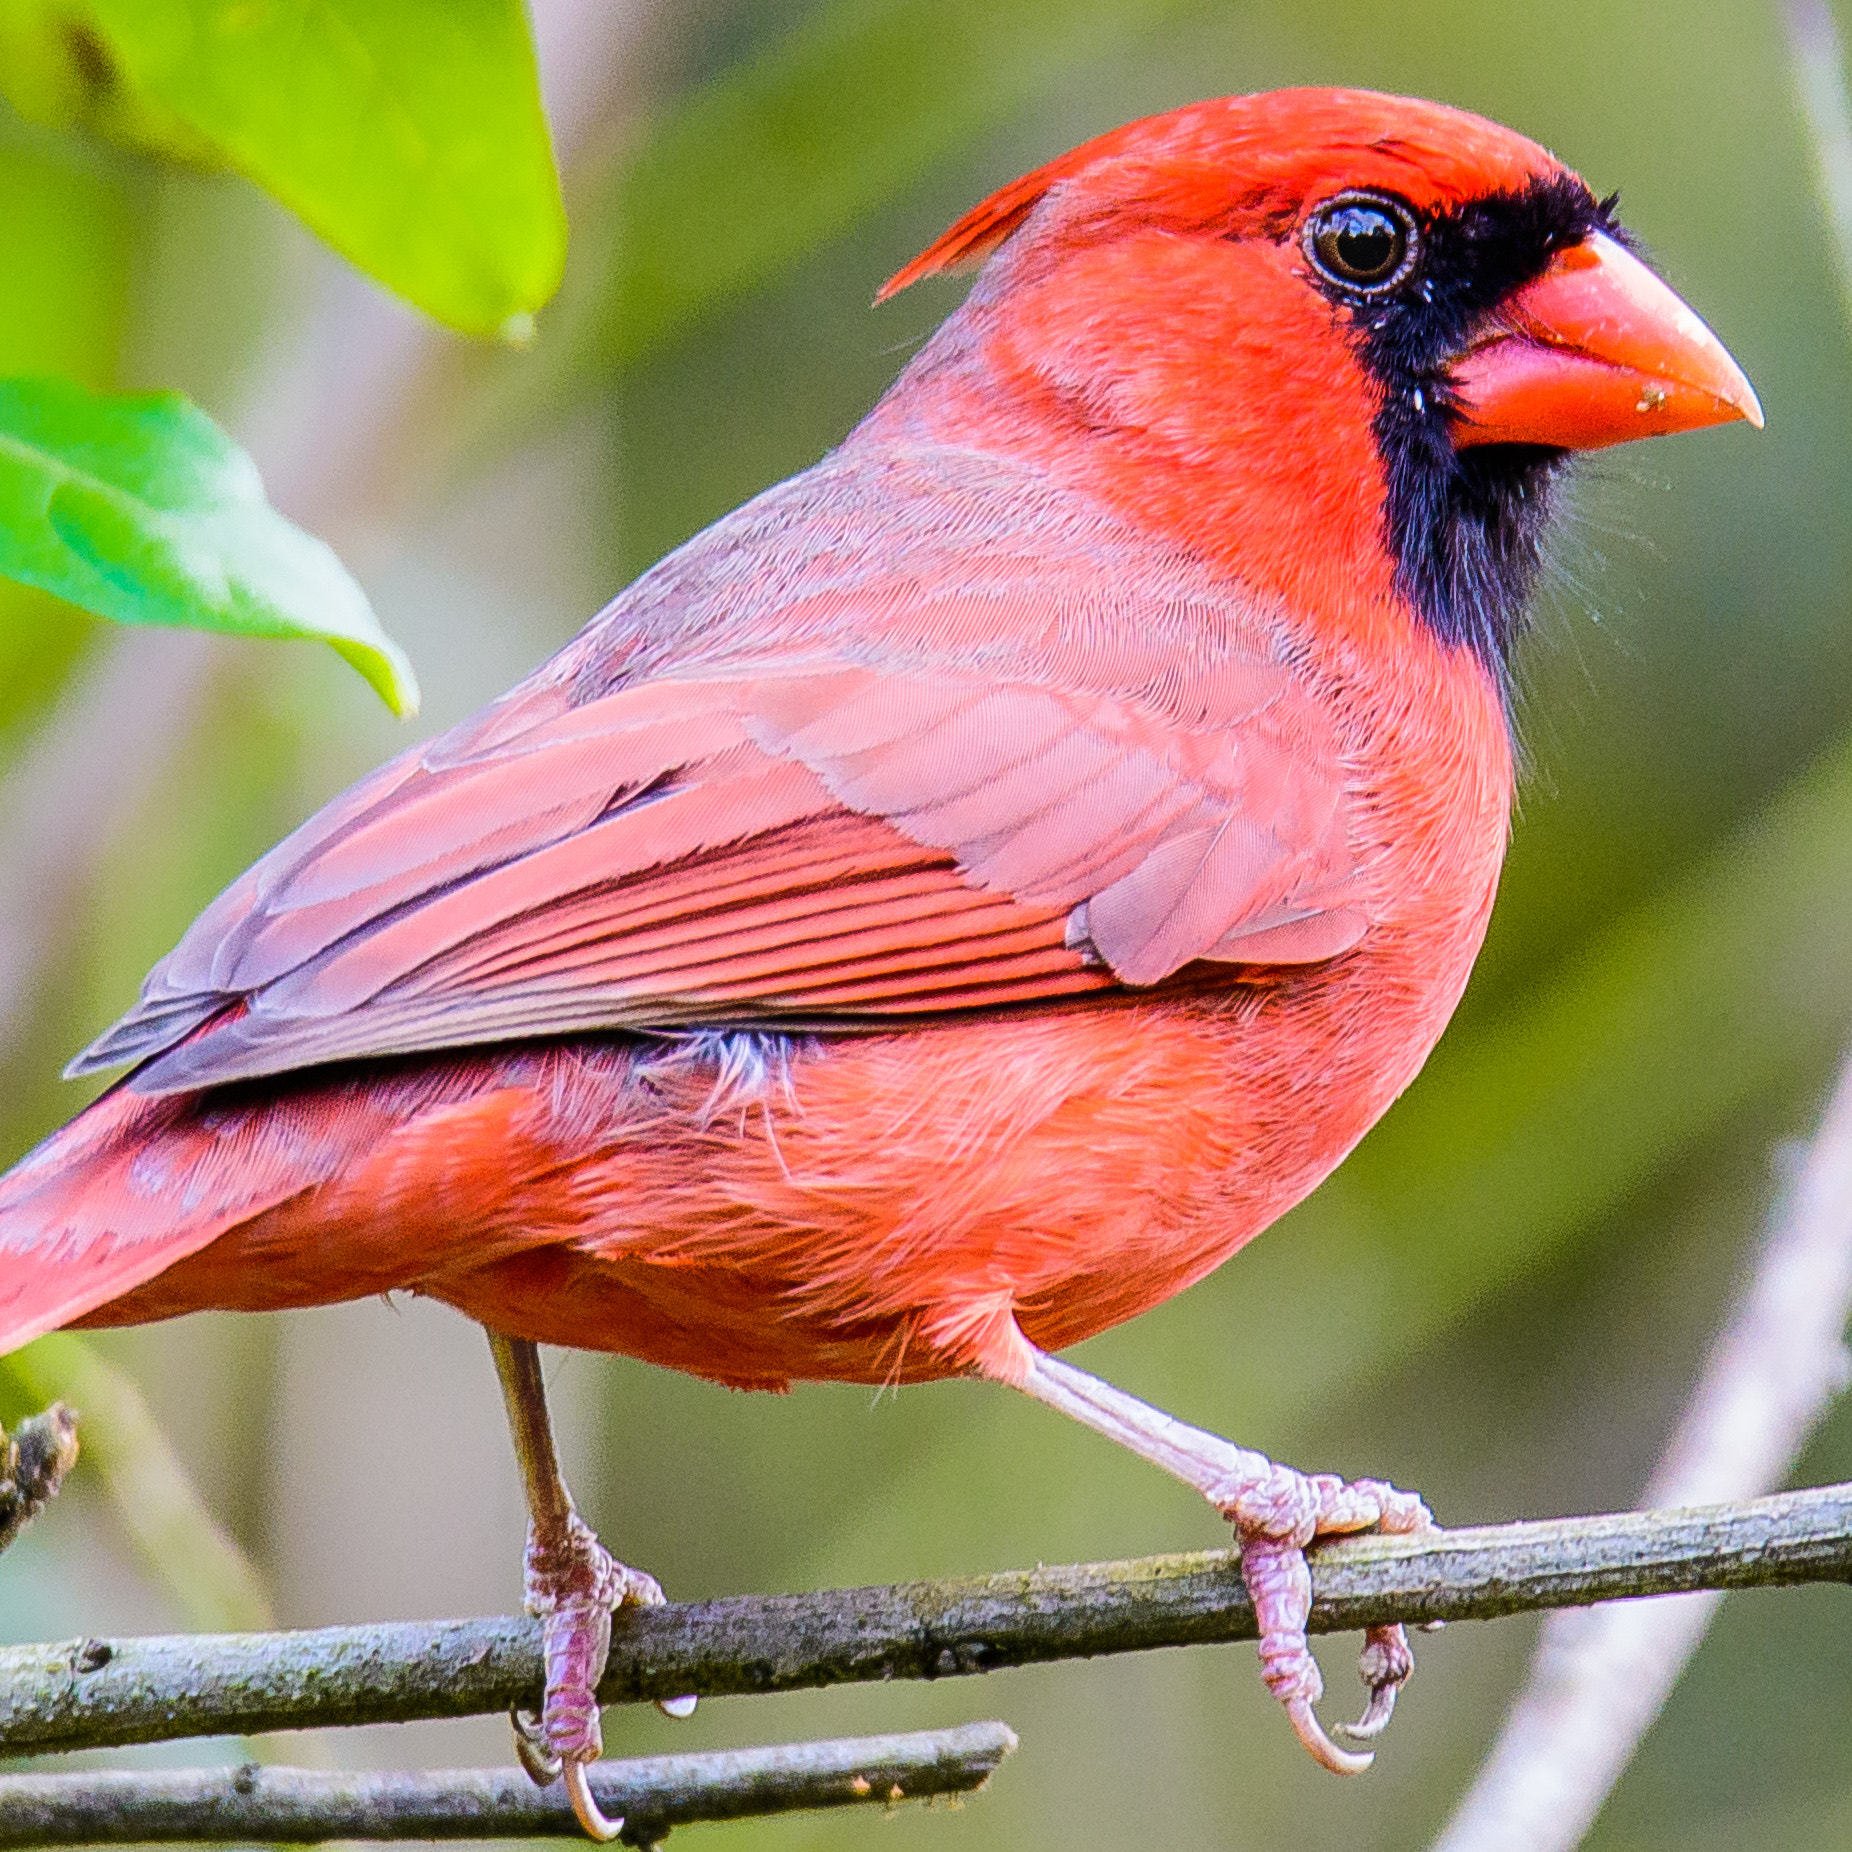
[0, 1407, 79, 1559]
[4, 1482, 1852, 1758]
[1429, 17, 1852, 1838]
[1432, 1042, 1852, 1852]
[0, 1722, 1015, 1846]
[1, 1339, 272, 1633]
[1790, 0, 1852, 334]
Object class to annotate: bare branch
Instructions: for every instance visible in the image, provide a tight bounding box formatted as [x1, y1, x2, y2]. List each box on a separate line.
[3, 1482, 1851, 1759]
[1790, 0, 1852, 334]
[1, 1339, 272, 1634]
[1432, 1039, 1852, 1852]
[0, 1722, 1015, 1846]
[1425, 19, 1852, 1843]
[0, 1407, 79, 1559]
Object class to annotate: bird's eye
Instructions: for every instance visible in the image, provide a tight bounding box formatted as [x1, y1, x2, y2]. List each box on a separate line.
[1303, 194, 1419, 293]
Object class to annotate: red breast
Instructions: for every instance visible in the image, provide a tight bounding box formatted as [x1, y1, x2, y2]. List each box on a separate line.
[0, 88, 1759, 1388]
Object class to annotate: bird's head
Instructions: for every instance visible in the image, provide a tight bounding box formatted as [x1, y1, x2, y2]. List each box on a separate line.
[876, 88, 1761, 673]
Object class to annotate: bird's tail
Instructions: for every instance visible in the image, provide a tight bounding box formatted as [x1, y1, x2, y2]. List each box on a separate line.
[0, 1043, 609, 1357]
[0, 1082, 301, 1357]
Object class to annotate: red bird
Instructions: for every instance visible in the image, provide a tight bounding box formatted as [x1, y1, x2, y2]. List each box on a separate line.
[0, 89, 1757, 1833]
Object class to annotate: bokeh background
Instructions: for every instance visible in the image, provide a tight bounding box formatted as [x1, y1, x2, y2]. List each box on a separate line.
[4, 1, 1852, 1847]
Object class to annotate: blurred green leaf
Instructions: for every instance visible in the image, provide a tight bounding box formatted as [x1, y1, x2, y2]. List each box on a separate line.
[0, 0, 564, 337]
[577, 0, 1193, 374]
[0, 376, 418, 713]
[0, 127, 128, 747]
[0, 1332, 271, 1631]
[0, 127, 130, 388]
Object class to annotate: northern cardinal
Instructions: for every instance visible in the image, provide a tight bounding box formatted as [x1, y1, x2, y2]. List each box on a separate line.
[0, 89, 1757, 1834]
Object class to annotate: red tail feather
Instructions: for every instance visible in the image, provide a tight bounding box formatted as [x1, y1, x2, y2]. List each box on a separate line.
[0, 1086, 282, 1354]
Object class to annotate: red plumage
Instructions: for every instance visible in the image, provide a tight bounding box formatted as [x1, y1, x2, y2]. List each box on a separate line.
[2, 421, 1507, 1383]
[0, 87, 1759, 1791]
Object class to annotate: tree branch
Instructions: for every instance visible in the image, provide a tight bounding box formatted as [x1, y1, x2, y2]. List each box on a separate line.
[1, 1345, 272, 1634]
[0, 1723, 1015, 1847]
[1431, 1037, 1852, 1852]
[0, 1407, 78, 1559]
[4, 1482, 1851, 1758]
[1791, 0, 1852, 335]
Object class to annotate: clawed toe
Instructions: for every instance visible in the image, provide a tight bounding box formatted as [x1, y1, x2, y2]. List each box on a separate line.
[1334, 1683, 1398, 1743]
[1335, 1622, 1415, 1742]
[522, 1510, 670, 1838]
[511, 1707, 562, 1785]
[1243, 1535, 1372, 1776]
[514, 1702, 633, 1838]
[526, 1588, 628, 1839]
[616, 1564, 666, 1609]
[563, 1762, 624, 1843]
[1286, 1694, 1375, 1775]
[1229, 1472, 1428, 1775]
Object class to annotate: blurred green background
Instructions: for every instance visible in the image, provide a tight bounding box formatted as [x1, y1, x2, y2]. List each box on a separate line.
[3, 1, 1851, 1847]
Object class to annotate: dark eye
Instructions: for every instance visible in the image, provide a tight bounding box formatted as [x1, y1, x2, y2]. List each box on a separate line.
[1303, 193, 1418, 292]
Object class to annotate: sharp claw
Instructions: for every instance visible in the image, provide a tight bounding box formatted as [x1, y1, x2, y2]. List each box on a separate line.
[1335, 1682, 1399, 1742]
[656, 1693, 698, 1719]
[1349, 1621, 1414, 1742]
[1286, 1695, 1374, 1775]
[623, 1568, 667, 1608]
[511, 1708, 562, 1785]
[564, 1760, 625, 1842]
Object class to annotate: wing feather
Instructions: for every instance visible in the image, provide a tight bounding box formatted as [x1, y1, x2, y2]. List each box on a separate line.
[75, 445, 1371, 1095]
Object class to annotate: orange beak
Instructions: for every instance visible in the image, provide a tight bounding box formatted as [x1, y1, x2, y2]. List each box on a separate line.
[1449, 231, 1762, 450]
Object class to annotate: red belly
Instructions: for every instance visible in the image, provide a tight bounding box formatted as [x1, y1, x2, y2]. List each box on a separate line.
[76, 932, 1466, 1390]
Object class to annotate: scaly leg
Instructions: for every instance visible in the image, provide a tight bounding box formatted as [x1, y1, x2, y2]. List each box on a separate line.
[1015, 1349, 1430, 1774]
[487, 1329, 678, 1841]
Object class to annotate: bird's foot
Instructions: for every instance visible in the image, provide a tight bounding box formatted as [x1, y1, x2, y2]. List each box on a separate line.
[510, 1509, 667, 1841]
[1217, 1465, 1431, 1774]
[1010, 1348, 1432, 1777]
[486, 1331, 692, 1840]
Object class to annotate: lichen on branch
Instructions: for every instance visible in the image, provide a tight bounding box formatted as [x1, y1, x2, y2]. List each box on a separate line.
[0, 1404, 78, 1558]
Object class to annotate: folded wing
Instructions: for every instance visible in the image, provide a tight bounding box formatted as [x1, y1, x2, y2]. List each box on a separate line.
[75, 447, 1369, 1096]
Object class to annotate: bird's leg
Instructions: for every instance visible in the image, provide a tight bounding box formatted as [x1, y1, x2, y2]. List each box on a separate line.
[1014, 1348, 1430, 1774]
[487, 1329, 669, 1841]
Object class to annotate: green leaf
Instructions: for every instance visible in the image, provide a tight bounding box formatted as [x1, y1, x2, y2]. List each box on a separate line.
[0, 376, 418, 713]
[0, 0, 565, 338]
